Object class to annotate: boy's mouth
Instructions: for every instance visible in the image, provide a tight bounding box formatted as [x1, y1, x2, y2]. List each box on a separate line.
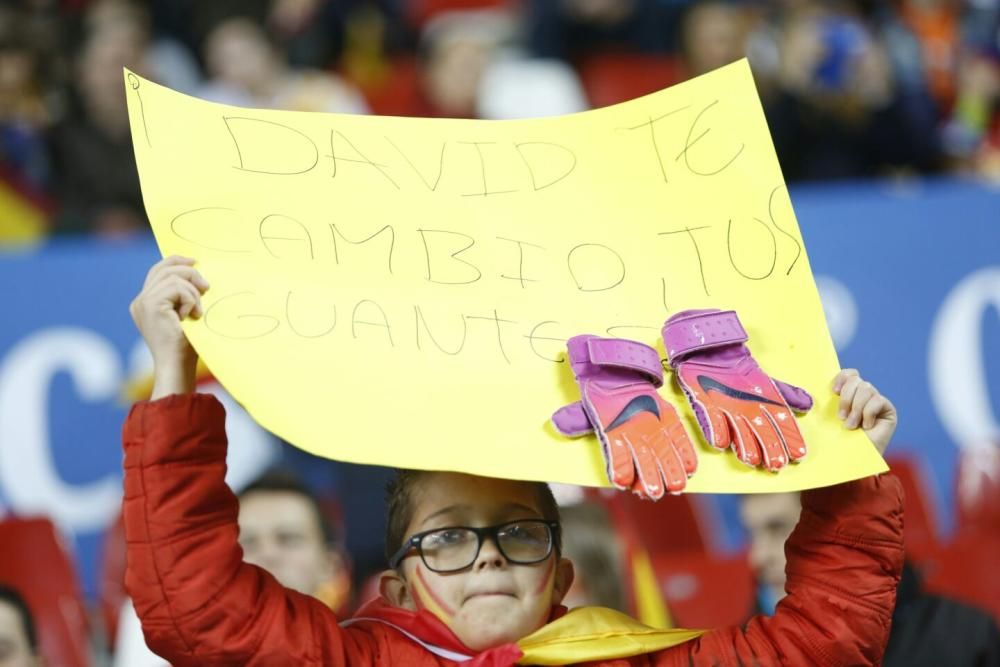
[465, 590, 516, 601]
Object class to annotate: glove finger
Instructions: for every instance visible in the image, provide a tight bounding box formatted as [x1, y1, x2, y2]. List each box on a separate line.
[752, 407, 789, 471]
[706, 405, 731, 451]
[625, 431, 666, 501]
[603, 433, 636, 491]
[765, 404, 807, 463]
[772, 378, 813, 413]
[648, 429, 688, 493]
[663, 418, 698, 476]
[723, 408, 762, 467]
[580, 393, 633, 490]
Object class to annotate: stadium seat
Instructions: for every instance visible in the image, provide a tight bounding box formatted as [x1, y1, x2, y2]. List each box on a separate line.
[98, 512, 128, 648]
[923, 532, 1000, 624]
[922, 446, 1000, 623]
[650, 551, 754, 628]
[0, 516, 91, 667]
[407, 0, 514, 29]
[577, 54, 684, 109]
[886, 454, 941, 564]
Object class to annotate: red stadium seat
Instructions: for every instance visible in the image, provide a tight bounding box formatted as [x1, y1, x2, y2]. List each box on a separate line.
[577, 54, 684, 109]
[922, 446, 1000, 623]
[407, 0, 514, 29]
[886, 454, 941, 564]
[0, 517, 91, 667]
[650, 551, 754, 628]
[98, 512, 128, 648]
[923, 532, 1000, 624]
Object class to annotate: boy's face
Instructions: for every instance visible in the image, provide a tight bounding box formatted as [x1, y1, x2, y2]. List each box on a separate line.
[382, 473, 574, 652]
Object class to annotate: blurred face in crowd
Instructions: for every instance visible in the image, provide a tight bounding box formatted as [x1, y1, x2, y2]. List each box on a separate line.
[78, 6, 148, 135]
[204, 18, 279, 97]
[424, 36, 491, 117]
[0, 600, 40, 667]
[683, 2, 746, 76]
[740, 492, 801, 600]
[381, 473, 574, 651]
[558, 503, 626, 612]
[563, 0, 635, 25]
[238, 489, 339, 596]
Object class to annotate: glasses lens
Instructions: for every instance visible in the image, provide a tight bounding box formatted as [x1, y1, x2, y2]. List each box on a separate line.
[497, 521, 553, 564]
[420, 528, 479, 572]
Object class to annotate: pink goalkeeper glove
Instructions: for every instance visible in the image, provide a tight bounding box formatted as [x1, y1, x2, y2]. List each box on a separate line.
[662, 309, 813, 471]
[552, 335, 697, 498]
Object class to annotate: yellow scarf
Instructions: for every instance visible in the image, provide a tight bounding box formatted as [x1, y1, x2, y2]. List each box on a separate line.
[517, 607, 706, 665]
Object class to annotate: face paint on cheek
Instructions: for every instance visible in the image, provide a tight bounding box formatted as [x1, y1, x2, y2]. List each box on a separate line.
[412, 566, 457, 624]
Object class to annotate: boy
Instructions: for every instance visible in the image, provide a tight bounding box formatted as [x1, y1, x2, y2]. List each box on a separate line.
[124, 256, 902, 666]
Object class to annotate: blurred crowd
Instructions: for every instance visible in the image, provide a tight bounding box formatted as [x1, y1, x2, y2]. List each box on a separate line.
[0, 0, 999, 241]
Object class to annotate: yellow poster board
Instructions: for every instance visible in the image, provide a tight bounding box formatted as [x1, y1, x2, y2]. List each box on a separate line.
[125, 60, 887, 492]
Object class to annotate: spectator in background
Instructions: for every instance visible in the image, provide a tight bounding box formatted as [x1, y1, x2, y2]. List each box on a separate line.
[49, 0, 150, 236]
[942, 17, 1000, 181]
[740, 491, 1000, 666]
[679, 1, 749, 78]
[0, 6, 54, 193]
[197, 14, 368, 114]
[558, 503, 628, 613]
[114, 467, 351, 666]
[0, 585, 43, 667]
[753, 2, 943, 180]
[417, 9, 514, 118]
[525, 0, 689, 62]
[237, 469, 352, 612]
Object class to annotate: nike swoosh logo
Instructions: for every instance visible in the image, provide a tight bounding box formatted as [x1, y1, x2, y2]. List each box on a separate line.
[606, 395, 661, 431]
[697, 375, 783, 406]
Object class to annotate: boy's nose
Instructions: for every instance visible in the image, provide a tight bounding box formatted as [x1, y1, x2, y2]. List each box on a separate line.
[474, 535, 507, 569]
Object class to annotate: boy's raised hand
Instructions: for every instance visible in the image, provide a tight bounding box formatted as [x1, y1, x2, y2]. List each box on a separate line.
[833, 369, 897, 455]
[129, 256, 210, 399]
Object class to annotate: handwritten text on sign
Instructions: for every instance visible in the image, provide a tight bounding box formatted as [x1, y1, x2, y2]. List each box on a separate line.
[125, 60, 886, 492]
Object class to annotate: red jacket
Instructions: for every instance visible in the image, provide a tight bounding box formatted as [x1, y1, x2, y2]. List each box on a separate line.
[123, 394, 903, 666]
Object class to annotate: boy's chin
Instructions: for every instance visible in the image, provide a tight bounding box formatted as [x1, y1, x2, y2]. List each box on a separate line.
[453, 602, 545, 651]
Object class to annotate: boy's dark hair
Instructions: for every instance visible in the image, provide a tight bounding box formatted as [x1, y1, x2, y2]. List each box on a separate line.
[384, 470, 561, 567]
[0, 584, 38, 652]
[238, 469, 339, 546]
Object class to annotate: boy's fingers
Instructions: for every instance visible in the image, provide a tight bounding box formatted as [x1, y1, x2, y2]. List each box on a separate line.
[861, 394, 886, 430]
[148, 277, 202, 321]
[147, 265, 210, 293]
[832, 368, 859, 393]
[144, 256, 196, 290]
[846, 383, 876, 429]
[837, 375, 861, 419]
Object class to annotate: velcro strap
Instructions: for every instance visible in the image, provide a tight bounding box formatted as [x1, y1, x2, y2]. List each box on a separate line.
[568, 337, 663, 386]
[662, 310, 747, 361]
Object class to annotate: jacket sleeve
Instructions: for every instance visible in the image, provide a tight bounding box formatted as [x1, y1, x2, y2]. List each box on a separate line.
[122, 393, 382, 667]
[662, 473, 904, 667]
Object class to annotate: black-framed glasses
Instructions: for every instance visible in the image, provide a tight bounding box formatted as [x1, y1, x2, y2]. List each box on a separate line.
[388, 519, 561, 573]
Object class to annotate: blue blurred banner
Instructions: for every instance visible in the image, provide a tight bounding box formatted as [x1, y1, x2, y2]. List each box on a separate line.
[0, 178, 998, 598]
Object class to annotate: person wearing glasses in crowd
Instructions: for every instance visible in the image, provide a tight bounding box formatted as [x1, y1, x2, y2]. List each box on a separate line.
[122, 256, 903, 665]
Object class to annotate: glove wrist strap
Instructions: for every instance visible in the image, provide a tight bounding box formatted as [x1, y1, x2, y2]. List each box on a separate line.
[567, 336, 663, 387]
[662, 309, 748, 364]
